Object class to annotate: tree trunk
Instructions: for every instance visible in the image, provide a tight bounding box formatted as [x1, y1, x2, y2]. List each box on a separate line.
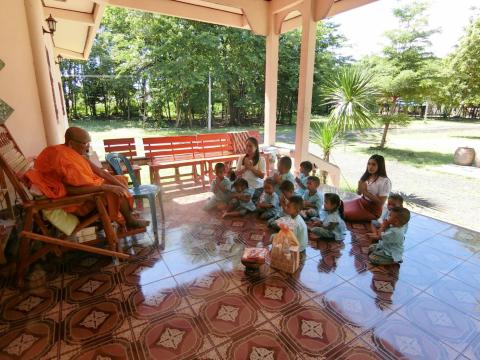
[379, 120, 390, 149]
[175, 99, 182, 128]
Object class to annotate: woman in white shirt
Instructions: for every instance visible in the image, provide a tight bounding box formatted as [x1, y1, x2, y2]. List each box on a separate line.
[344, 154, 391, 222]
[236, 137, 266, 202]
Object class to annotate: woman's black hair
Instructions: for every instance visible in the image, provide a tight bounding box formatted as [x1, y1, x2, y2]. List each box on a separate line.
[324, 193, 344, 219]
[360, 154, 388, 182]
[243, 137, 260, 166]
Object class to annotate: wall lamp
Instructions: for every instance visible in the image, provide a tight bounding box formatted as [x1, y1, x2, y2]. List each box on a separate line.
[55, 55, 63, 65]
[42, 14, 57, 35]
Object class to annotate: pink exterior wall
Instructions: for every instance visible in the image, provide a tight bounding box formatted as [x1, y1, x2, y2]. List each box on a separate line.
[0, 0, 68, 156]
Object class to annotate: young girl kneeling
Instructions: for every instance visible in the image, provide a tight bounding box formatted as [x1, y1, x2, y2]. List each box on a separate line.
[310, 193, 347, 241]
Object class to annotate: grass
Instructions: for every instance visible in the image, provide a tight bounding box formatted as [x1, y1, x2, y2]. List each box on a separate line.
[360, 147, 453, 167]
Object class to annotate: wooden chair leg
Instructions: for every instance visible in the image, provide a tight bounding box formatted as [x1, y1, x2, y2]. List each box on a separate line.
[16, 208, 34, 286]
[95, 196, 119, 254]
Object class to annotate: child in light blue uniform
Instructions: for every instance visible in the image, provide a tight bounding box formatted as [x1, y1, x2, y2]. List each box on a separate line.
[310, 193, 346, 241]
[369, 207, 411, 265]
[271, 196, 308, 252]
[301, 176, 323, 220]
[273, 156, 295, 196]
[257, 178, 280, 220]
[223, 178, 255, 218]
[268, 180, 295, 229]
[203, 163, 232, 211]
[295, 161, 313, 196]
[369, 193, 408, 240]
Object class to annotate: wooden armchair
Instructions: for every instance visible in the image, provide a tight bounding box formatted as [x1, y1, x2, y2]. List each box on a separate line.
[0, 125, 142, 285]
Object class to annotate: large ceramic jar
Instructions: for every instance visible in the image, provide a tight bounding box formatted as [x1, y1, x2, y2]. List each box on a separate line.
[454, 147, 475, 166]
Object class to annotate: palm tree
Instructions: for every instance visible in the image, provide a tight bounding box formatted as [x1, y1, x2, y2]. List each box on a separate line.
[310, 122, 341, 163]
[322, 67, 378, 131]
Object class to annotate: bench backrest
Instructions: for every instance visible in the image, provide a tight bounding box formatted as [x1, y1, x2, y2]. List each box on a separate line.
[196, 133, 233, 157]
[143, 135, 197, 161]
[103, 138, 137, 159]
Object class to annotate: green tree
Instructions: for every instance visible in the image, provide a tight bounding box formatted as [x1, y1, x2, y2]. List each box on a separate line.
[365, 0, 437, 148]
[447, 15, 480, 117]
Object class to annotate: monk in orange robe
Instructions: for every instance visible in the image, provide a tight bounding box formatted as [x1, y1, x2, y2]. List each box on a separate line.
[26, 127, 148, 228]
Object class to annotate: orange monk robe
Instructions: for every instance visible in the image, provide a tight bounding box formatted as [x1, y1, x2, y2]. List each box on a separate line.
[25, 144, 132, 223]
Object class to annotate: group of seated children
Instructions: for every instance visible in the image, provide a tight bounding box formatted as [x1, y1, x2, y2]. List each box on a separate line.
[204, 158, 410, 266]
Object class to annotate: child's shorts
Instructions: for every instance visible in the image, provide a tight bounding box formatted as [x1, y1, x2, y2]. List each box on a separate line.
[311, 227, 336, 241]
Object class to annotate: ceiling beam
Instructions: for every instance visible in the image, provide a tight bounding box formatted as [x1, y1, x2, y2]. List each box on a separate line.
[109, 0, 246, 30]
[55, 48, 85, 60]
[83, 2, 106, 59]
[327, 0, 377, 17]
[43, 6, 95, 25]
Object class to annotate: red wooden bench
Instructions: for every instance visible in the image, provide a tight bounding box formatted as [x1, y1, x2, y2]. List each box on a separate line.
[143, 135, 203, 186]
[103, 138, 142, 183]
[196, 133, 239, 179]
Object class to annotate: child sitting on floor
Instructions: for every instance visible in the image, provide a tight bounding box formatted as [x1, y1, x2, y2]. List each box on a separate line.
[270, 196, 308, 253]
[223, 178, 256, 218]
[300, 176, 323, 220]
[310, 193, 346, 242]
[203, 162, 232, 211]
[295, 161, 313, 196]
[368, 207, 410, 265]
[368, 193, 407, 240]
[256, 178, 280, 220]
[273, 156, 295, 195]
[268, 180, 295, 229]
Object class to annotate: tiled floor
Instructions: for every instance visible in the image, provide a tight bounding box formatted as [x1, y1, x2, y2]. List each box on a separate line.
[1, 191, 480, 359]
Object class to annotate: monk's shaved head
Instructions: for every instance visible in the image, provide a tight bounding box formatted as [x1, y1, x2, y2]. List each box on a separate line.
[65, 127, 90, 143]
[65, 127, 91, 155]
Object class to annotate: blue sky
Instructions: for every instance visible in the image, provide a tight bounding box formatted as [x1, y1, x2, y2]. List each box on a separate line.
[331, 0, 479, 59]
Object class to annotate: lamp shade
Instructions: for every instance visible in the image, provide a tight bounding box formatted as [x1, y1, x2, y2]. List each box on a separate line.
[45, 14, 57, 34]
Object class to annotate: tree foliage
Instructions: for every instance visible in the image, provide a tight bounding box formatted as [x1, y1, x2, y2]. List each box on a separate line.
[61, 8, 347, 128]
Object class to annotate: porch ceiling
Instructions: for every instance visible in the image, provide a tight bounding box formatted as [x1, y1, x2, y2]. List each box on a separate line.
[44, 0, 377, 60]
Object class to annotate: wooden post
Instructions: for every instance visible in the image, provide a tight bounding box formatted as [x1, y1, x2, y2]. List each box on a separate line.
[264, 21, 279, 146]
[294, 0, 317, 162]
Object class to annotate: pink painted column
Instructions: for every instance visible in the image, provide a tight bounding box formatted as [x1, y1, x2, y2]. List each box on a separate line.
[264, 23, 279, 146]
[294, 0, 317, 161]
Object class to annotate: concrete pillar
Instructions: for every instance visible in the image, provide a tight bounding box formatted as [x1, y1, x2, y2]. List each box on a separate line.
[24, 0, 62, 145]
[264, 22, 279, 146]
[294, 0, 317, 161]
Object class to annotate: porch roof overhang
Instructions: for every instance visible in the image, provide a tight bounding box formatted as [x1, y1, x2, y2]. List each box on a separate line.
[45, 0, 377, 60]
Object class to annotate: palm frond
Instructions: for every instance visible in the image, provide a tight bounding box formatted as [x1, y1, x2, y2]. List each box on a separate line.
[322, 67, 378, 131]
[310, 122, 342, 161]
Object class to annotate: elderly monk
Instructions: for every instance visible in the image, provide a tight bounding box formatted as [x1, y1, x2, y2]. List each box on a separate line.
[26, 127, 148, 228]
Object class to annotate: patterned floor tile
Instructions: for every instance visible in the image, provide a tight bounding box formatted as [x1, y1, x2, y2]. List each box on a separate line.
[279, 301, 357, 358]
[397, 293, 480, 353]
[121, 257, 172, 286]
[319, 282, 391, 334]
[137, 313, 209, 359]
[175, 263, 232, 305]
[289, 258, 345, 297]
[362, 313, 459, 360]
[125, 276, 182, 320]
[162, 248, 215, 276]
[328, 337, 388, 360]
[2, 193, 480, 359]
[0, 320, 57, 359]
[449, 261, 480, 290]
[404, 244, 464, 274]
[63, 299, 125, 345]
[426, 275, 480, 321]
[349, 269, 421, 310]
[396, 257, 445, 290]
[422, 234, 480, 260]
